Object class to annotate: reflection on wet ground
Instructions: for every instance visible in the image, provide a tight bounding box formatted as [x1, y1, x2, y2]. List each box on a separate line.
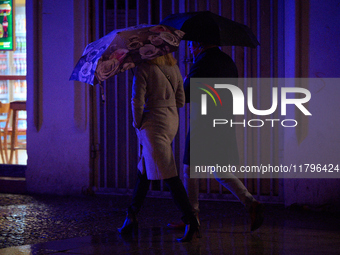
[0, 193, 339, 254]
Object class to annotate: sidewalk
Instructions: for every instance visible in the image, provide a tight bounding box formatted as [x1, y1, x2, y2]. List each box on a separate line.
[0, 193, 339, 254]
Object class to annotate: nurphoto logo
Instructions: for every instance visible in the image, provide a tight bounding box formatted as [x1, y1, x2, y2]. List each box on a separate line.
[198, 83, 223, 115]
[190, 78, 340, 179]
[197, 79, 312, 128]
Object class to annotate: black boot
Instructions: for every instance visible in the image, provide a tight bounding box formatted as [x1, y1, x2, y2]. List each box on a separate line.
[118, 212, 138, 234]
[176, 216, 201, 242]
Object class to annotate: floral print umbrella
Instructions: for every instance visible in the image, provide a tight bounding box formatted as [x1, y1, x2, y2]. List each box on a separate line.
[69, 24, 185, 85]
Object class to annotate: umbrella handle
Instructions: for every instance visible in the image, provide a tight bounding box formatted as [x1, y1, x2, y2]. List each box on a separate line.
[94, 72, 105, 103]
[99, 82, 105, 103]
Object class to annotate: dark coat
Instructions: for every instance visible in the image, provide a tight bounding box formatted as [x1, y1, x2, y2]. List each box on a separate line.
[183, 47, 239, 166]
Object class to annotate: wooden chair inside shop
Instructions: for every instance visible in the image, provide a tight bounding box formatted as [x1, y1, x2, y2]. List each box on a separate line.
[0, 101, 27, 164]
[0, 102, 10, 163]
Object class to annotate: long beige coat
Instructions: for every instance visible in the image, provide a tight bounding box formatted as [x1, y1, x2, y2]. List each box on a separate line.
[131, 62, 185, 180]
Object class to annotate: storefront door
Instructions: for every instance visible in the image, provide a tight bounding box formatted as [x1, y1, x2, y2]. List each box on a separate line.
[0, 0, 26, 168]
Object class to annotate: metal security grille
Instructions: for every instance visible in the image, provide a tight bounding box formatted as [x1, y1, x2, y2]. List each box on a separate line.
[93, 0, 284, 204]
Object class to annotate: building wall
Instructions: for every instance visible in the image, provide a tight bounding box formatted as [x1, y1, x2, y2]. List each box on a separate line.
[24, 0, 340, 209]
[283, 0, 340, 209]
[26, 0, 91, 195]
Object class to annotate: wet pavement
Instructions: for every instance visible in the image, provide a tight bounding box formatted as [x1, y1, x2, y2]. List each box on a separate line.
[0, 193, 340, 254]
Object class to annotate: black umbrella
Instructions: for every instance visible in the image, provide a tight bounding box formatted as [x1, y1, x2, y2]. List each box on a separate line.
[160, 11, 259, 48]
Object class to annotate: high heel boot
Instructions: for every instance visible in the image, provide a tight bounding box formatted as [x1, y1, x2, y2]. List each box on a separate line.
[118, 212, 138, 234]
[176, 215, 201, 242]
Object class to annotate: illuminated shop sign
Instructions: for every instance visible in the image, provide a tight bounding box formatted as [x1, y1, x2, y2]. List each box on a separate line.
[0, 0, 14, 50]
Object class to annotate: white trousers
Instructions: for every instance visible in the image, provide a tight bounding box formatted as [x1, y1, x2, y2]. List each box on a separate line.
[183, 164, 256, 212]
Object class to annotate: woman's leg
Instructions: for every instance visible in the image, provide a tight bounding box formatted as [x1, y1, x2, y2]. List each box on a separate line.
[182, 131, 200, 213]
[128, 170, 151, 214]
[164, 176, 193, 223]
[164, 176, 201, 242]
[183, 164, 200, 213]
[118, 171, 150, 234]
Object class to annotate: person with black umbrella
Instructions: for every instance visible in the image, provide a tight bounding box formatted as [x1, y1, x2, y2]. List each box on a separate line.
[161, 11, 264, 232]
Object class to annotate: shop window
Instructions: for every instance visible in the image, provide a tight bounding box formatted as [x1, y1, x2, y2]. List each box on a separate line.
[0, 0, 26, 165]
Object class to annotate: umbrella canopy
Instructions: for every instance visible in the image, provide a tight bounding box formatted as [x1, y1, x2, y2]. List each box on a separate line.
[70, 24, 185, 85]
[160, 11, 259, 48]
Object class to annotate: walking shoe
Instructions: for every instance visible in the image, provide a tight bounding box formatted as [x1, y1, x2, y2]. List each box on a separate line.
[176, 216, 201, 242]
[249, 201, 264, 231]
[118, 212, 138, 234]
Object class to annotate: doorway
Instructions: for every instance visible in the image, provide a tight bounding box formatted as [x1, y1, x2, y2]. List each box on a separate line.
[0, 0, 27, 184]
